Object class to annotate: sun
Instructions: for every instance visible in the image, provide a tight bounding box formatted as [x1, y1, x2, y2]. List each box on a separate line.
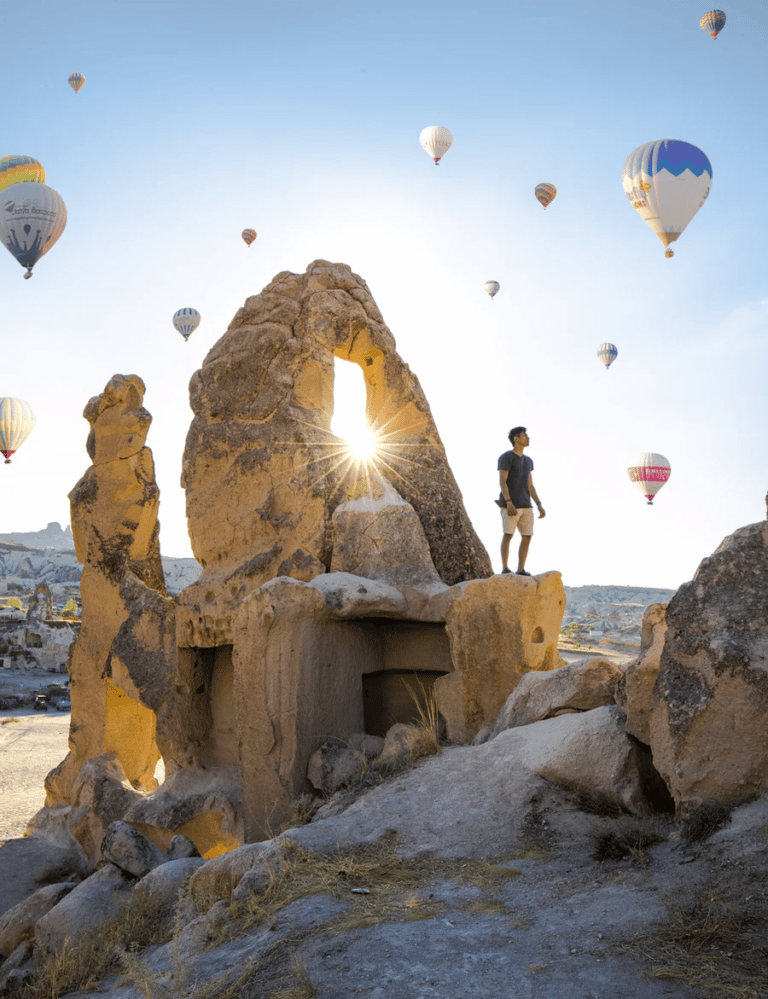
[344, 426, 379, 461]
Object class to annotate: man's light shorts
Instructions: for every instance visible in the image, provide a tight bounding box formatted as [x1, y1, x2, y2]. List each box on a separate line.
[501, 506, 534, 537]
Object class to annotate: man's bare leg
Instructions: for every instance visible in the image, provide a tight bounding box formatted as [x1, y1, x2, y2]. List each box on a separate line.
[501, 532, 513, 570]
[517, 535, 531, 572]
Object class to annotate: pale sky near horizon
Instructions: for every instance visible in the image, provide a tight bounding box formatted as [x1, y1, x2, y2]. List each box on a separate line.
[1, 0, 767, 590]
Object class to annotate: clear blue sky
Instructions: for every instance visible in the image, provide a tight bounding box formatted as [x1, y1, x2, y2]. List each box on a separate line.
[1, 0, 767, 588]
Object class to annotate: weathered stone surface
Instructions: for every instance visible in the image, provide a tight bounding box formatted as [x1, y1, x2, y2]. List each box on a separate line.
[166, 835, 201, 860]
[133, 857, 205, 935]
[615, 603, 668, 745]
[34, 864, 133, 957]
[491, 657, 623, 736]
[380, 723, 422, 760]
[287, 708, 650, 860]
[0, 836, 91, 920]
[349, 732, 385, 759]
[307, 742, 365, 794]
[0, 882, 77, 960]
[186, 841, 283, 906]
[649, 522, 768, 810]
[64, 756, 145, 863]
[330, 480, 444, 592]
[102, 821, 169, 878]
[431, 572, 566, 743]
[0, 941, 34, 995]
[177, 260, 491, 649]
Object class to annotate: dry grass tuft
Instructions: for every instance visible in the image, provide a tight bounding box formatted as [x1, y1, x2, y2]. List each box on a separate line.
[592, 816, 667, 863]
[679, 801, 733, 845]
[619, 882, 768, 999]
[24, 885, 170, 999]
[1, 717, 20, 725]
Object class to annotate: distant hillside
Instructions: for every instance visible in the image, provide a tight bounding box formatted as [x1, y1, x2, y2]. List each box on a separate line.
[0, 543, 201, 596]
[0, 522, 74, 550]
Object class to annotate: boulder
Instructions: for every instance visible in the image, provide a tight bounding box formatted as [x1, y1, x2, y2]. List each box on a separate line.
[0, 941, 34, 995]
[0, 883, 77, 960]
[307, 742, 366, 794]
[166, 835, 201, 860]
[133, 857, 206, 936]
[491, 656, 623, 735]
[0, 836, 91, 919]
[615, 603, 668, 745]
[649, 522, 768, 810]
[34, 864, 133, 957]
[102, 821, 169, 877]
[64, 755, 145, 862]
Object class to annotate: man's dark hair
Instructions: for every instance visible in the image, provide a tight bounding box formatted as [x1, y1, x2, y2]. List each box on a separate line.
[508, 426, 527, 444]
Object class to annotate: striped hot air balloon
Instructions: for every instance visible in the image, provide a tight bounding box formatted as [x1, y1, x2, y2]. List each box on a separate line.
[597, 343, 618, 370]
[68, 72, 85, 93]
[173, 308, 201, 341]
[0, 182, 68, 279]
[622, 140, 712, 257]
[241, 228, 257, 246]
[627, 453, 671, 505]
[0, 155, 45, 195]
[700, 9, 726, 38]
[484, 281, 500, 299]
[0, 397, 35, 463]
[420, 126, 453, 165]
[535, 183, 557, 209]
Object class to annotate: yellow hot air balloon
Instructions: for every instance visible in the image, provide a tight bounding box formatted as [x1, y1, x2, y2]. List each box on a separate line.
[68, 72, 85, 93]
[0, 155, 45, 195]
[0, 397, 35, 463]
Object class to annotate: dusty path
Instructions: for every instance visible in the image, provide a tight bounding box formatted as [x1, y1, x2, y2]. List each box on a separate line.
[0, 708, 70, 843]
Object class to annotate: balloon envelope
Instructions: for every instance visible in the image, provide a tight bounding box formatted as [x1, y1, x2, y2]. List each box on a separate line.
[173, 308, 201, 341]
[0, 156, 45, 195]
[627, 452, 671, 505]
[700, 9, 726, 37]
[68, 72, 85, 93]
[535, 183, 557, 209]
[622, 139, 712, 254]
[0, 182, 67, 278]
[241, 228, 257, 246]
[0, 397, 35, 463]
[484, 281, 500, 299]
[597, 343, 618, 369]
[420, 126, 453, 165]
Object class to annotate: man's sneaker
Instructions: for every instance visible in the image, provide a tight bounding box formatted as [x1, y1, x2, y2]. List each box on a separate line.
[501, 567, 512, 574]
[516, 569, 531, 576]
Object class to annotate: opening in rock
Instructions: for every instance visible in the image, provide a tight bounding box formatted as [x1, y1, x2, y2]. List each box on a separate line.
[331, 356, 377, 460]
[531, 626, 544, 644]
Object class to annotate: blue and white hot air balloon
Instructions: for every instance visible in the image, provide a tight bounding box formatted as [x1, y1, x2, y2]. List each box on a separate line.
[621, 140, 712, 257]
[172, 308, 200, 341]
[597, 343, 618, 370]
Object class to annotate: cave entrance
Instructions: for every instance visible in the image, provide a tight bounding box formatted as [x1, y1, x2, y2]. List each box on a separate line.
[359, 619, 451, 738]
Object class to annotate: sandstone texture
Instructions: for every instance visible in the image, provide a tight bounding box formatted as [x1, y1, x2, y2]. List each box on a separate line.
[492, 656, 623, 736]
[649, 522, 768, 810]
[615, 602, 668, 745]
[177, 260, 491, 648]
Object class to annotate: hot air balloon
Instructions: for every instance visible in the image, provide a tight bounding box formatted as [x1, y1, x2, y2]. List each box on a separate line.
[0, 397, 35, 464]
[420, 126, 453, 165]
[241, 228, 257, 246]
[68, 72, 85, 93]
[0, 182, 67, 279]
[627, 452, 671, 505]
[597, 343, 618, 370]
[700, 9, 726, 38]
[622, 140, 712, 257]
[484, 281, 500, 299]
[0, 156, 45, 196]
[535, 183, 557, 209]
[173, 308, 200, 341]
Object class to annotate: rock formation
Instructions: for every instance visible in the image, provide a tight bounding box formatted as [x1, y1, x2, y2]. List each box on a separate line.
[30, 262, 569, 859]
[177, 259, 491, 648]
[649, 521, 768, 811]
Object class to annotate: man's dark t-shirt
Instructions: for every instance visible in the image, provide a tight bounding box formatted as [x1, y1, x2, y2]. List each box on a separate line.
[497, 451, 533, 508]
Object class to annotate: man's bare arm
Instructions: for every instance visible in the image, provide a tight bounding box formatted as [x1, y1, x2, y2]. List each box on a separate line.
[529, 474, 546, 518]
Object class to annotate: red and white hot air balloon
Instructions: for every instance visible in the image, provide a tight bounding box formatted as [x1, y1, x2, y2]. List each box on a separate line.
[420, 126, 453, 165]
[627, 452, 671, 505]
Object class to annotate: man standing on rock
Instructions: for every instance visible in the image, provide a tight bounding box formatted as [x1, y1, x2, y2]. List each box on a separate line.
[497, 426, 545, 576]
